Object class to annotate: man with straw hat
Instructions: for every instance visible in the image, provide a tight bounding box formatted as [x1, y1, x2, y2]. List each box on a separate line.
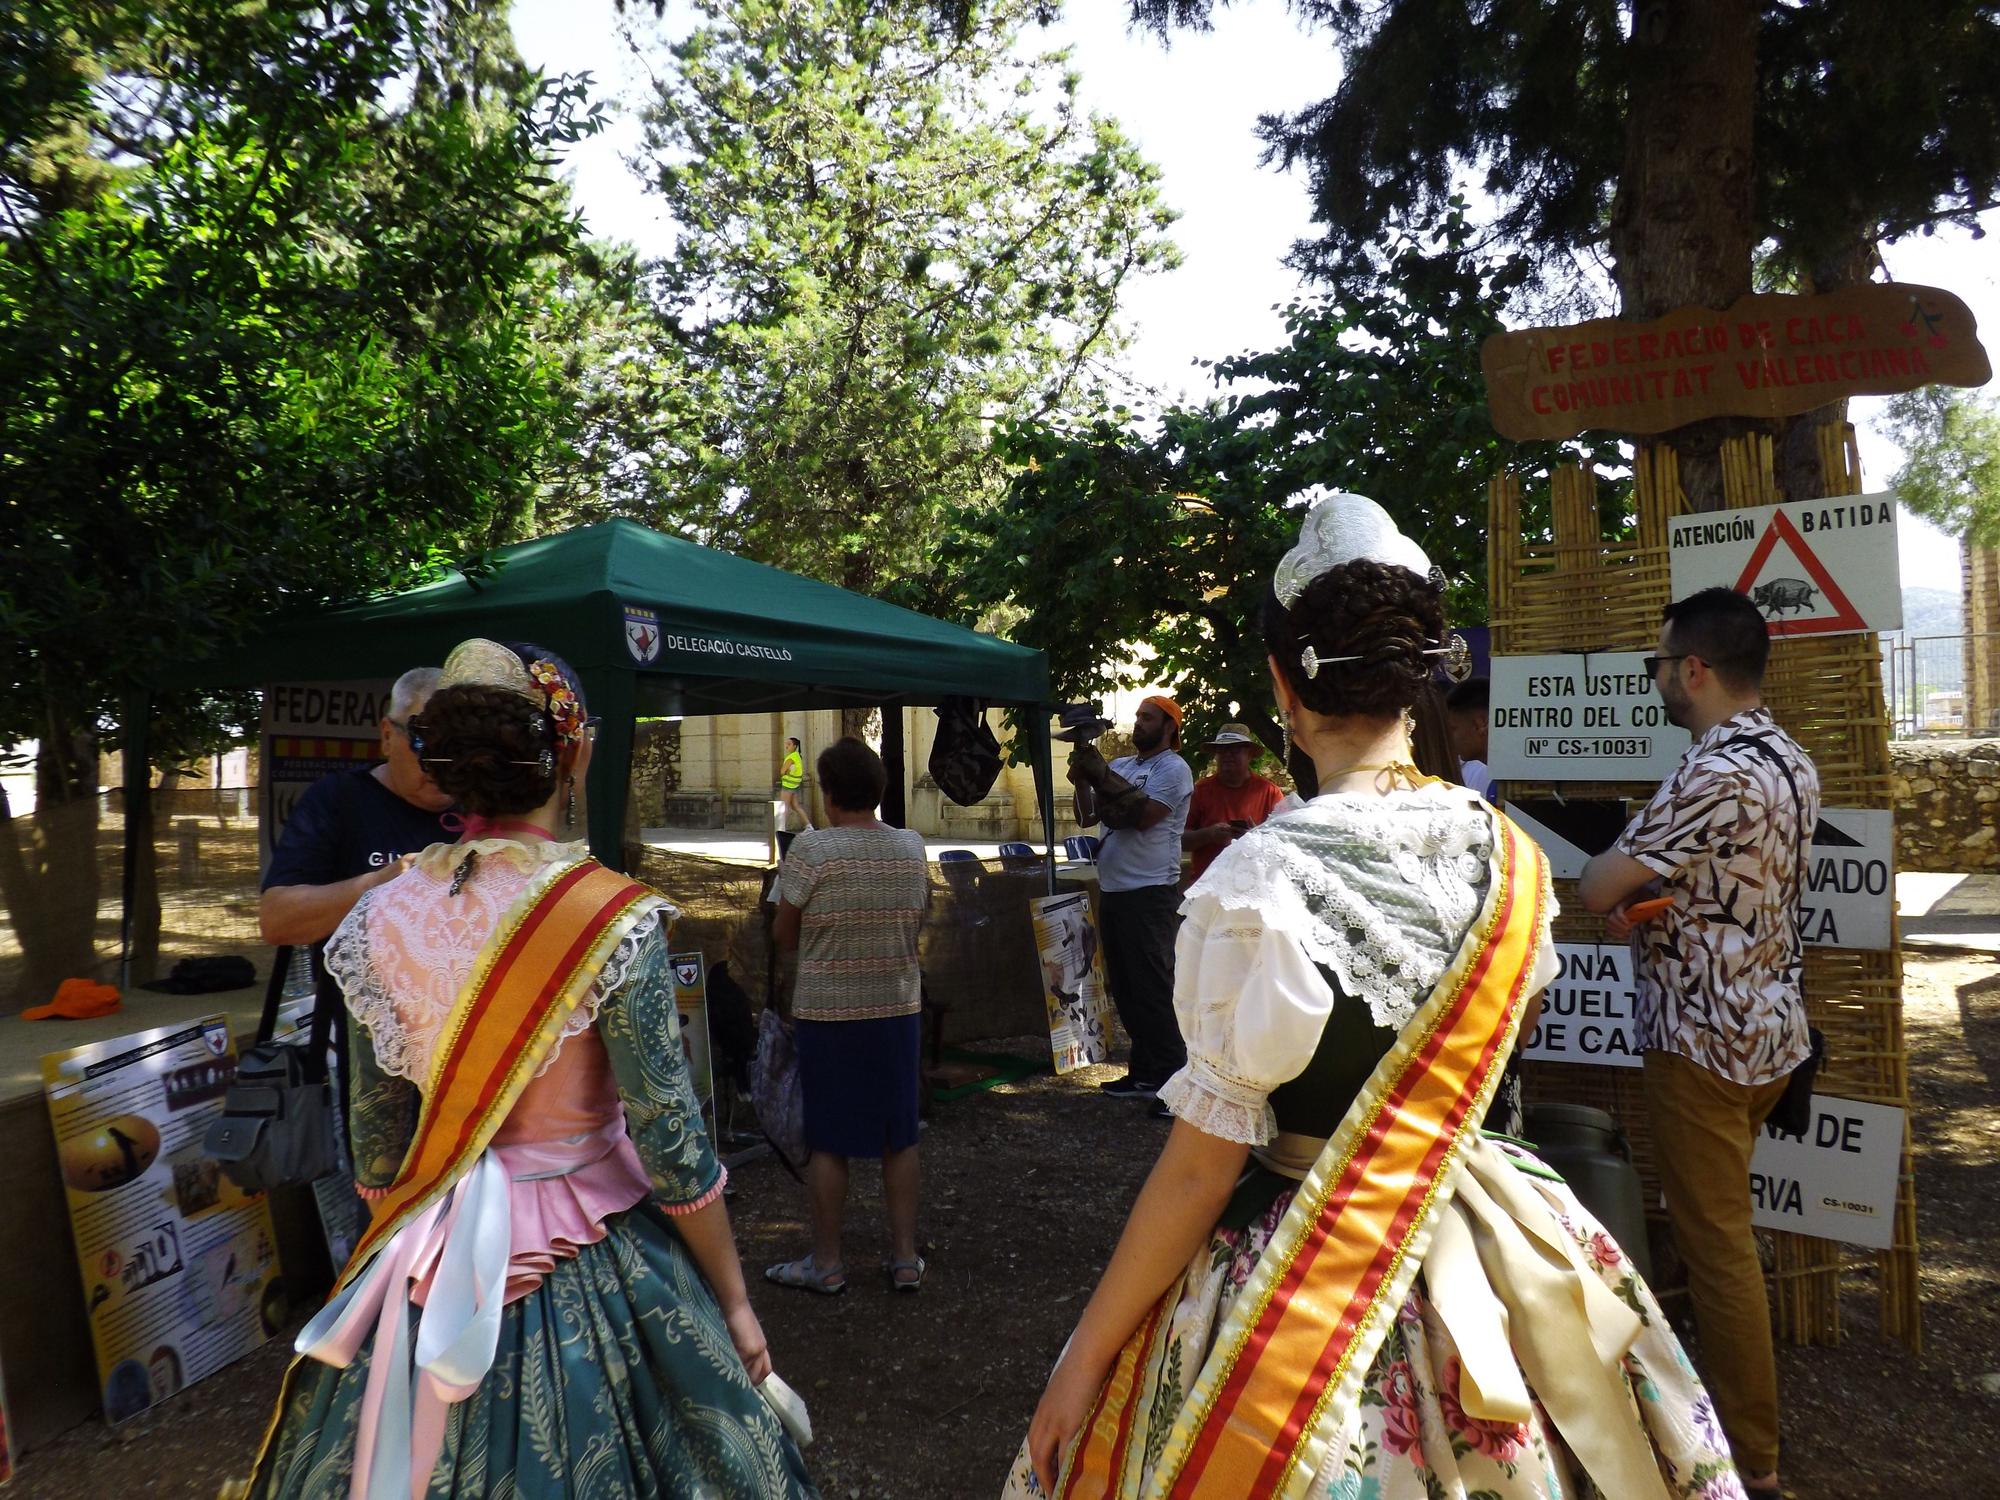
[1181, 722, 1286, 883]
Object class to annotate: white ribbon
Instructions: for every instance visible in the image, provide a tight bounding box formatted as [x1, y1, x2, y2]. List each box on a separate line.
[295, 1151, 513, 1500]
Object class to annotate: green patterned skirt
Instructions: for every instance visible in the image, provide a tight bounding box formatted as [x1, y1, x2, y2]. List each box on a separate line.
[250, 1203, 818, 1499]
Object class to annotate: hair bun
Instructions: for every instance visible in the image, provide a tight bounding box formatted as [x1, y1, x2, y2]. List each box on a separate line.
[1263, 558, 1444, 719]
[411, 684, 561, 818]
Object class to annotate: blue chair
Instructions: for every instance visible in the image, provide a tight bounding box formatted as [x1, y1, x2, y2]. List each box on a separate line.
[938, 849, 980, 863]
[997, 841, 1036, 859]
[1063, 835, 1100, 862]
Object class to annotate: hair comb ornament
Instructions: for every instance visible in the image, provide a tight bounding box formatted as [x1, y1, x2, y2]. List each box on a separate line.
[1273, 489, 1434, 607]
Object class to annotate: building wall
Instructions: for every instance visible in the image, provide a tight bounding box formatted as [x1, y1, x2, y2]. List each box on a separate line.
[1889, 738, 2000, 872]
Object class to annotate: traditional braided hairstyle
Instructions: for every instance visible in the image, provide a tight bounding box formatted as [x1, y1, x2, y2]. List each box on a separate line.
[407, 641, 584, 817]
[1262, 558, 1447, 720]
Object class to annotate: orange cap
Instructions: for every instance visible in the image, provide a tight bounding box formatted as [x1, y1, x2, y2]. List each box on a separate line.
[23, 978, 123, 1022]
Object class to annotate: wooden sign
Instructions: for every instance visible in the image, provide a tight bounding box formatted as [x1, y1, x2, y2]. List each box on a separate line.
[1669, 493, 1902, 638]
[1483, 283, 1992, 441]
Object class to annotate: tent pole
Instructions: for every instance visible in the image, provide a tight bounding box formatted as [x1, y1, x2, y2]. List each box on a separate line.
[582, 668, 637, 872]
[880, 703, 906, 828]
[1030, 708, 1056, 895]
[118, 690, 151, 991]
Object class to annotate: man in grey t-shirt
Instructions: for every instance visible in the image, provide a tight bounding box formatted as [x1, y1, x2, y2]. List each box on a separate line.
[1069, 695, 1194, 1097]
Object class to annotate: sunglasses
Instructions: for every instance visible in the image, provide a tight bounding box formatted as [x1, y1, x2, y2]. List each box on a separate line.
[1642, 653, 1695, 677]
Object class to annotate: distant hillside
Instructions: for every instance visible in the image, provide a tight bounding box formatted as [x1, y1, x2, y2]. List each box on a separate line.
[1903, 585, 1962, 638]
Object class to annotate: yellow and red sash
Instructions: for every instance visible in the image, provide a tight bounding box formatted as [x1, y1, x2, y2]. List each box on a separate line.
[247, 855, 662, 1482]
[1059, 809, 1549, 1500]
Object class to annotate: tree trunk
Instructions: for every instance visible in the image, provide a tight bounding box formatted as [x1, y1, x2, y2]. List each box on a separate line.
[0, 707, 104, 1000]
[126, 767, 171, 985]
[1608, 0, 1759, 511]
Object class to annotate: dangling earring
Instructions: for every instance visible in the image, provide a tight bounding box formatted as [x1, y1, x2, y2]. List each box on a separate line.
[563, 776, 577, 831]
[1280, 712, 1293, 777]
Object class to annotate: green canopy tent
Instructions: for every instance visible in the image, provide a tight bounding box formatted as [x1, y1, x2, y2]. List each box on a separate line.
[133, 519, 1056, 969]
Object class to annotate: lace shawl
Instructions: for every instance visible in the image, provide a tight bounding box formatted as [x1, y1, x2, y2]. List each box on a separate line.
[1186, 783, 1498, 1034]
[325, 838, 674, 1086]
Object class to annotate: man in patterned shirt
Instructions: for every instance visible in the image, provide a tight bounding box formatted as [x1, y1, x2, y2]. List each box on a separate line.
[1579, 586, 1818, 1500]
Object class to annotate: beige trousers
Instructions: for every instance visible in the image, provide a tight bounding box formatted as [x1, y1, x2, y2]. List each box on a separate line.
[1642, 1048, 1791, 1477]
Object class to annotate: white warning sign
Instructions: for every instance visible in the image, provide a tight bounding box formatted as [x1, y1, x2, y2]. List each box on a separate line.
[1801, 807, 1894, 952]
[1489, 653, 1692, 782]
[1750, 1094, 1904, 1250]
[1518, 944, 1643, 1069]
[1669, 493, 1902, 638]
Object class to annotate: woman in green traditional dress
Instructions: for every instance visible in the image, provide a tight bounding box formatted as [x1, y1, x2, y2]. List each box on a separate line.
[235, 639, 817, 1500]
[1004, 494, 1745, 1500]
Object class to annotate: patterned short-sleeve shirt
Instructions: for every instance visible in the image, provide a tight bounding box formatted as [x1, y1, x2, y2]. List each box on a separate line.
[780, 824, 930, 1021]
[1615, 707, 1819, 1085]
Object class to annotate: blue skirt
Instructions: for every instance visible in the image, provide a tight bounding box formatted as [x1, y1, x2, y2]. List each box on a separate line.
[796, 1013, 922, 1158]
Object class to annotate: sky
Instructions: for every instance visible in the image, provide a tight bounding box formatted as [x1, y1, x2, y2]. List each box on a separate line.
[509, 0, 1999, 593]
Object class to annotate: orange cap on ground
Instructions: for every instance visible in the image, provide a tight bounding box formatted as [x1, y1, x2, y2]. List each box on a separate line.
[23, 978, 123, 1021]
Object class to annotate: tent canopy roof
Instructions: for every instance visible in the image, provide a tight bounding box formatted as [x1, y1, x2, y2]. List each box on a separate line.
[162, 519, 1047, 713]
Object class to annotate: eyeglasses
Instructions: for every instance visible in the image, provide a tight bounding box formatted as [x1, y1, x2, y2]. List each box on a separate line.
[1642, 653, 1692, 678]
[582, 716, 601, 740]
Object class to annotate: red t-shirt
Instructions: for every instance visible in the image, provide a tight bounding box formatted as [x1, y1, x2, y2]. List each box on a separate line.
[1185, 773, 1287, 880]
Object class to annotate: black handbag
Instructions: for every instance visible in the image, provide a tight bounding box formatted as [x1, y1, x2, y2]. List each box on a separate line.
[203, 945, 342, 1193]
[929, 696, 1003, 806]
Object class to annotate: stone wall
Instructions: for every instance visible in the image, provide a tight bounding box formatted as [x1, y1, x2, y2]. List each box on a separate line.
[1890, 738, 2000, 872]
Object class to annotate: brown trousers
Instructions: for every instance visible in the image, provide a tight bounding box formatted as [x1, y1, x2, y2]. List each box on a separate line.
[1643, 1048, 1791, 1477]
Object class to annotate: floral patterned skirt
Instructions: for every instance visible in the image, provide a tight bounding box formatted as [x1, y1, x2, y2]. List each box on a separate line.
[245, 1203, 818, 1500]
[1002, 1143, 1744, 1500]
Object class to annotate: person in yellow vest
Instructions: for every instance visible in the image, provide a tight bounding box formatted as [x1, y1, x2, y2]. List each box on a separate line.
[1003, 492, 1745, 1500]
[778, 736, 813, 831]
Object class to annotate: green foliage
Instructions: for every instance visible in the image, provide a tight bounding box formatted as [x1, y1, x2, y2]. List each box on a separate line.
[626, 0, 1179, 592]
[1884, 388, 2000, 548]
[0, 0, 606, 754]
[922, 217, 1614, 752]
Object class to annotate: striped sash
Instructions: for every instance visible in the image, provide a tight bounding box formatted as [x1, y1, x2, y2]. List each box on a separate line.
[1060, 808, 1549, 1500]
[247, 856, 662, 1485]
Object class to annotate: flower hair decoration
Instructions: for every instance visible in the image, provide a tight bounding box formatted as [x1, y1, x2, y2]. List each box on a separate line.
[526, 659, 585, 746]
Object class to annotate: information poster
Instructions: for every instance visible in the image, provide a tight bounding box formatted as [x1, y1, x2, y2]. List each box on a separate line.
[1489, 653, 1691, 782]
[669, 952, 717, 1131]
[42, 1019, 283, 1425]
[1029, 892, 1114, 1073]
[259, 679, 394, 871]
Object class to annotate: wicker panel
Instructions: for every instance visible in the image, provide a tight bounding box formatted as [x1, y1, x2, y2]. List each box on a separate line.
[1488, 432, 1920, 1353]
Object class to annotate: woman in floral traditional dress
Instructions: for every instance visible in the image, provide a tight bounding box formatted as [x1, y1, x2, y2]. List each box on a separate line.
[1003, 494, 1745, 1500]
[234, 638, 817, 1500]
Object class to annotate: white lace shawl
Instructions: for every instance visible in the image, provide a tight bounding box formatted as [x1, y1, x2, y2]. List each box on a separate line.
[1157, 784, 1556, 1145]
[324, 838, 673, 1086]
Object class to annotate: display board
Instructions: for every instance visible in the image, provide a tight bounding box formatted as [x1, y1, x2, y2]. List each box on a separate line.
[1489, 652, 1691, 781]
[42, 1019, 282, 1425]
[1029, 891, 1114, 1073]
[1669, 494, 1902, 638]
[259, 678, 394, 871]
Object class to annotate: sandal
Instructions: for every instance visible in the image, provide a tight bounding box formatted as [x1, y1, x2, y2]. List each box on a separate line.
[888, 1255, 926, 1294]
[764, 1255, 847, 1295]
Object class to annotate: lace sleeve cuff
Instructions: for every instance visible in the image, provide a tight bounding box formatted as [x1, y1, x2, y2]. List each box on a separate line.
[1157, 1062, 1275, 1145]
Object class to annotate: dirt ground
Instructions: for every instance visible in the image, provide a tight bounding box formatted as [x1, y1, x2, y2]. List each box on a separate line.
[10, 949, 1998, 1499]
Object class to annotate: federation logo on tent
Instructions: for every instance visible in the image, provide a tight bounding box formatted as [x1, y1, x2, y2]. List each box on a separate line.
[672, 957, 704, 989]
[624, 604, 662, 664]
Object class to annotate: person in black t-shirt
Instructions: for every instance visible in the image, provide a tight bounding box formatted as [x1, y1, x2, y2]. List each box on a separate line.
[260, 667, 455, 947]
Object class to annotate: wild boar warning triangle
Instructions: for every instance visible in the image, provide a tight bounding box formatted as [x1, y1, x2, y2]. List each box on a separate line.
[1731, 511, 1866, 637]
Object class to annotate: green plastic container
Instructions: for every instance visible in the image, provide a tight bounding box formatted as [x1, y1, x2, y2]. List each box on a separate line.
[1523, 1101, 1655, 1286]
